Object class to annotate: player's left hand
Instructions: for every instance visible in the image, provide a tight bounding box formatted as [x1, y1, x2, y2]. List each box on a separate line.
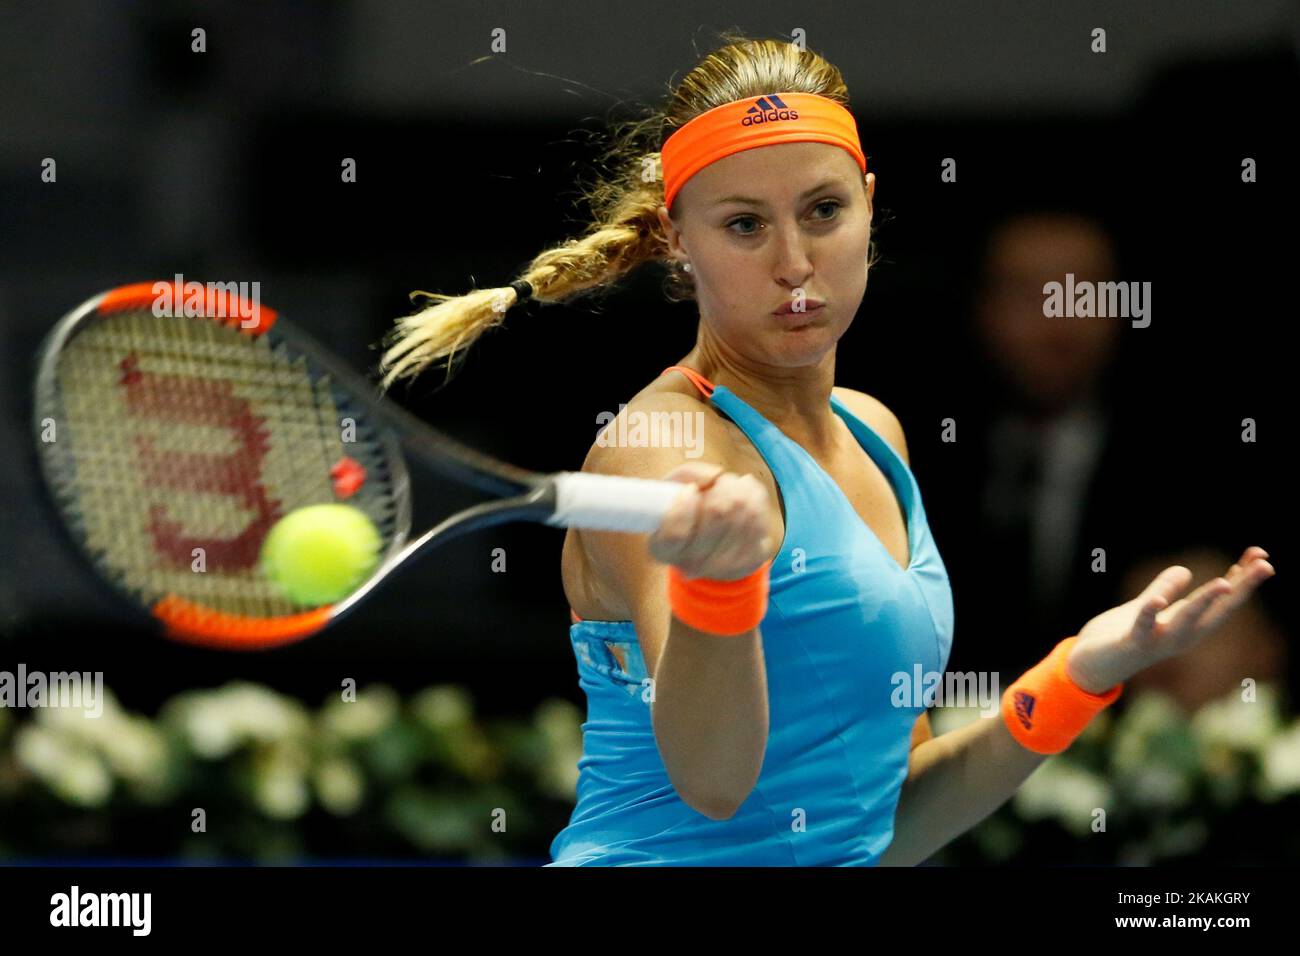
[1064, 546, 1275, 694]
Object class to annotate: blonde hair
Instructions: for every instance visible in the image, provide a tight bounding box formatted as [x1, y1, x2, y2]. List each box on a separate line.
[377, 32, 878, 391]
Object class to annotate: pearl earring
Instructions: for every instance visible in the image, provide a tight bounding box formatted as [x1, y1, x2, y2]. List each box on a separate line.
[682, 261, 692, 273]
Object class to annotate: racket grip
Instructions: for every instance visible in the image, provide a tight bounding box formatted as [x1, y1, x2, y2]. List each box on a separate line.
[548, 472, 685, 532]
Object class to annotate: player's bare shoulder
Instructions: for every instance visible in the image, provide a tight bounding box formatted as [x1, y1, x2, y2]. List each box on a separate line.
[832, 385, 910, 467]
[580, 371, 743, 478]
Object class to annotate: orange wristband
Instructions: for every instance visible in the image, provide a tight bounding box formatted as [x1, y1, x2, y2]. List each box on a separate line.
[667, 559, 772, 636]
[1002, 636, 1123, 755]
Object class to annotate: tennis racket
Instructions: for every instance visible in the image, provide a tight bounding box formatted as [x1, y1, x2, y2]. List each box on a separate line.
[32, 280, 684, 650]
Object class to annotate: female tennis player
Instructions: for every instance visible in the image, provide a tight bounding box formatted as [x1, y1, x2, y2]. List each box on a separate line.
[378, 36, 1274, 866]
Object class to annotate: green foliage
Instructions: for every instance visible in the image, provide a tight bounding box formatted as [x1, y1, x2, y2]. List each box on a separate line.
[0, 682, 583, 863]
[930, 684, 1300, 864]
[6, 679, 1294, 864]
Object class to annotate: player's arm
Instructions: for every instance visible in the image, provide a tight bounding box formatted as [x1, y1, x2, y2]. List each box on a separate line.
[575, 392, 780, 820]
[909, 711, 932, 751]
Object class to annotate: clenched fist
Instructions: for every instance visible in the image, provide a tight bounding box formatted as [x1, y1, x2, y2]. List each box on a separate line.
[648, 462, 774, 580]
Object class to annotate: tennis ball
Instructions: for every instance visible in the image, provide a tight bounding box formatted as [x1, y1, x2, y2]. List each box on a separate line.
[260, 503, 383, 606]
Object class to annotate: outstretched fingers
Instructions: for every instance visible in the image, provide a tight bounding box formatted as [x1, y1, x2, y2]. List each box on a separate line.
[1158, 574, 1233, 635]
[1195, 547, 1275, 632]
[1126, 566, 1190, 645]
[1130, 591, 1168, 641]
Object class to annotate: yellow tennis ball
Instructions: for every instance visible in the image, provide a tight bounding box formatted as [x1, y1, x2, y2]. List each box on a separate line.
[260, 504, 383, 606]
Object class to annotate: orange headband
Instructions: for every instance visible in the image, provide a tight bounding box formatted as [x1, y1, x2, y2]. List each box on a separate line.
[660, 92, 867, 212]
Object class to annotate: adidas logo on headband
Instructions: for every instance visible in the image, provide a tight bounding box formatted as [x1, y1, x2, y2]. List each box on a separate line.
[742, 94, 799, 127]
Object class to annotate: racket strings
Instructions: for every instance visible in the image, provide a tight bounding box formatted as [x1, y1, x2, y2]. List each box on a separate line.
[48, 308, 400, 620]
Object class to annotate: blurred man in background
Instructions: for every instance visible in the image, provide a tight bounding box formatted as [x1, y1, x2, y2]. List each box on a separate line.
[941, 210, 1286, 714]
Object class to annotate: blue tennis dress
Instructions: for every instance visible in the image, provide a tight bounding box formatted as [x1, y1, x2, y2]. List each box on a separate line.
[548, 369, 955, 865]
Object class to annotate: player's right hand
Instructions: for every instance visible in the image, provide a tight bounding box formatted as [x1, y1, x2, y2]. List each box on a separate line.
[648, 462, 774, 580]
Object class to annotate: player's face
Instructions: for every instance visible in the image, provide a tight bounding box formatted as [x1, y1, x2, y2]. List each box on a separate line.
[658, 142, 874, 368]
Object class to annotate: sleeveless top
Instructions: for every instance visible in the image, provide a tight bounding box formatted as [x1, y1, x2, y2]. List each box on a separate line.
[547, 366, 955, 866]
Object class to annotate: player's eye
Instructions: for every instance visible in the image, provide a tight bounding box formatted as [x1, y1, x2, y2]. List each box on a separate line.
[726, 215, 760, 237]
[726, 200, 843, 237]
[813, 199, 843, 221]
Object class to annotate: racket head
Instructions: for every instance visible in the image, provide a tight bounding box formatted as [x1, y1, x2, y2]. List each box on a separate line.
[32, 281, 412, 650]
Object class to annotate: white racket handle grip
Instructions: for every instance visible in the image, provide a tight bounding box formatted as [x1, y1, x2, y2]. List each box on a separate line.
[548, 472, 686, 532]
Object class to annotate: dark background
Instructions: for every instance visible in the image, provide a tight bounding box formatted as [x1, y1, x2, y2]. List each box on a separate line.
[2, 1, 1295, 719]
